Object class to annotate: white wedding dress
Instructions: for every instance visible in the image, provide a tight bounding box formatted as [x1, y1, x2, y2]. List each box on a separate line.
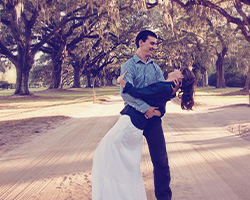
[92, 115, 147, 200]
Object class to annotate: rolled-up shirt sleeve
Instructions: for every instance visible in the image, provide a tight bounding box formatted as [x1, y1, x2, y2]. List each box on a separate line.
[154, 63, 166, 116]
[120, 63, 150, 113]
[155, 64, 165, 82]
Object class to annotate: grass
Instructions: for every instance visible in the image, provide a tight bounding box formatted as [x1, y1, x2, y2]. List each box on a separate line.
[195, 86, 244, 94]
[0, 85, 248, 105]
[0, 86, 121, 104]
[0, 87, 48, 97]
[195, 86, 249, 98]
[194, 86, 249, 106]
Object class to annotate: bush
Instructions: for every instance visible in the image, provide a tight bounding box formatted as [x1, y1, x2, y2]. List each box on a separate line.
[225, 72, 246, 87]
[208, 71, 246, 87]
[208, 60, 247, 87]
[208, 72, 216, 87]
[0, 81, 11, 89]
[224, 60, 246, 87]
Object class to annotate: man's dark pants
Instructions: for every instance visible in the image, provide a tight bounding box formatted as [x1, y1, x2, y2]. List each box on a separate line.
[143, 117, 172, 200]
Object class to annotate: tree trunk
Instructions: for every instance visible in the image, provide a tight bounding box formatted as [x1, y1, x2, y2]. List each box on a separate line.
[49, 40, 66, 89]
[244, 65, 250, 91]
[200, 71, 208, 87]
[92, 77, 96, 103]
[14, 51, 34, 95]
[246, 66, 250, 105]
[205, 70, 208, 86]
[15, 66, 31, 95]
[198, 66, 207, 87]
[216, 53, 226, 88]
[100, 77, 105, 86]
[50, 61, 62, 89]
[49, 34, 67, 89]
[72, 62, 81, 88]
[86, 75, 92, 87]
[94, 77, 99, 87]
[106, 78, 113, 86]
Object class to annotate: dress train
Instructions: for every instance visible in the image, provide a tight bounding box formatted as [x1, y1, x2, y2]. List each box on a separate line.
[92, 115, 147, 200]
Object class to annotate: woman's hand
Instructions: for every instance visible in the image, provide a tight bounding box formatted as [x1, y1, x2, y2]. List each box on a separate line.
[153, 109, 161, 117]
[117, 71, 127, 88]
[171, 79, 182, 95]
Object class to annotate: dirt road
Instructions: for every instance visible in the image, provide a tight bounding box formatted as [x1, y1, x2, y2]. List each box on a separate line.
[0, 95, 250, 200]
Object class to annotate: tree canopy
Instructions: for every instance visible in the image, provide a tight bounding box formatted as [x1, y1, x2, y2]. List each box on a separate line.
[0, 0, 250, 94]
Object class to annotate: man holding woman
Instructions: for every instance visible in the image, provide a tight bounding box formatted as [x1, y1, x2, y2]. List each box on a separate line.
[119, 30, 173, 200]
[92, 30, 195, 200]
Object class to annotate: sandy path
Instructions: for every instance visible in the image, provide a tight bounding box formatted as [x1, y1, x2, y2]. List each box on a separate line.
[164, 102, 250, 200]
[0, 95, 250, 200]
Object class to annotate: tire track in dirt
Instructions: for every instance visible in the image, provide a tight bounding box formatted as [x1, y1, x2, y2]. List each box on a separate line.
[163, 102, 250, 200]
[0, 103, 120, 200]
[1, 97, 250, 200]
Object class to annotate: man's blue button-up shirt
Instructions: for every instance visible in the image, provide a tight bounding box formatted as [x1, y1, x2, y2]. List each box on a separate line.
[120, 54, 165, 113]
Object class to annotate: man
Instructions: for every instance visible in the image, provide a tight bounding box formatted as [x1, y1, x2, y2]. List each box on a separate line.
[120, 30, 172, 200]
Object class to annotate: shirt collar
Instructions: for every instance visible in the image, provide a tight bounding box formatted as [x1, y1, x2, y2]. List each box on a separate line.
[133, 54, 153, 64]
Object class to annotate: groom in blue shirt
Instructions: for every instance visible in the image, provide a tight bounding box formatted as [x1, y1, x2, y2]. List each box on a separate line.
[120, 30, 172, 200]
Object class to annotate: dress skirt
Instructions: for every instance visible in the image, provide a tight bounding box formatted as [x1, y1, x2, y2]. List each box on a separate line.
[92, 115, 147, 200]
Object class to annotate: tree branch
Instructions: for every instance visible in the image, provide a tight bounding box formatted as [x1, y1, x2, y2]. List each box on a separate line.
[239, 0, 250, 6]
[0, 18, 11, 26]
[0, 40, 18, 65]
[173, 0, 250, 43]
[31, 4, 102, 56]
[68, 33, 99, 52]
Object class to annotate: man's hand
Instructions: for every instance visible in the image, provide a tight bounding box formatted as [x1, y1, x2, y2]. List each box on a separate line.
[145, 106, 159, 119]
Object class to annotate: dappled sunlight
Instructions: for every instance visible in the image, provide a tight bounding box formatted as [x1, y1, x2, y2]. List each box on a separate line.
[159, 98, 250, 199]
[163, 115, 250, 166]
[0, 155, 94, 184]
[0, 86, 249, 199]
[0, 115, 115, 188]
[141, 128, 250, 168]
[0, 98, 124, 121]
[167, 139, 250, 167]
[168, 139, 250, 199]
[72, 102, 124, 118]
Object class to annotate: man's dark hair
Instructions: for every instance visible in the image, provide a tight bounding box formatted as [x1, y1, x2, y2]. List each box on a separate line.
[135, 30, 157, 48]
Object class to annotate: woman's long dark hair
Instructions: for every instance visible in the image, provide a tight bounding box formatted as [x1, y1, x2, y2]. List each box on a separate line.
[178, 67, 196, 110]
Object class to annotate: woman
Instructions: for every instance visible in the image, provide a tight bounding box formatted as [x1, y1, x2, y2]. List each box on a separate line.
[92, 67, 195, 200]
[119, 67, 195, 111]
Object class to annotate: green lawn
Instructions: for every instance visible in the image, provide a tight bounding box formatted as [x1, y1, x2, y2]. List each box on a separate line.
[0, 85, 248, 104]
[194, 86, 249, 105]
[0, 86, 121, 104]
[0, 87, 47, 96]
[195, 86, 243, 94]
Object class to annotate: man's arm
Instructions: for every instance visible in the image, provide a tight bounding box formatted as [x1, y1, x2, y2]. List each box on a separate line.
[152, 63, 166, 117]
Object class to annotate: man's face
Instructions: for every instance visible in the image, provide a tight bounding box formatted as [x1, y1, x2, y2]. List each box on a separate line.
[139, 36, 157, 58]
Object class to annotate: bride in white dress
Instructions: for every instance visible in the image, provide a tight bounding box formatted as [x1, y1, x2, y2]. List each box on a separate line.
[92, 114, 147, 200]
